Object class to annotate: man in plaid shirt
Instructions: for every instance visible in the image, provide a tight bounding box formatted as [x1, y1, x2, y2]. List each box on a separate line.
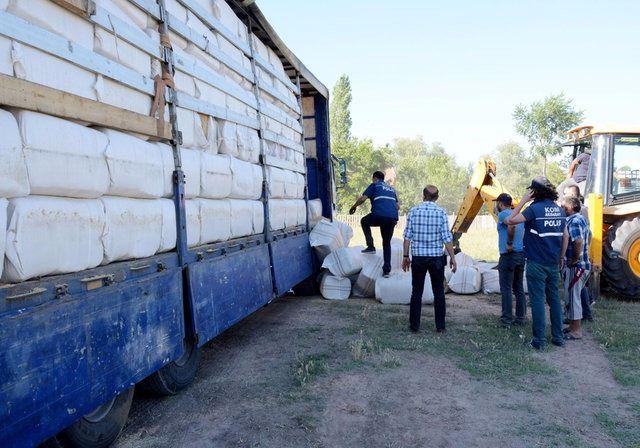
[402, 185, 457, 333]
[560, 196, 591, 340]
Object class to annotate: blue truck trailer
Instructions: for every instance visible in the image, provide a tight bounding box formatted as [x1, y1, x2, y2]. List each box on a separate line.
[0, 1, 336, 446]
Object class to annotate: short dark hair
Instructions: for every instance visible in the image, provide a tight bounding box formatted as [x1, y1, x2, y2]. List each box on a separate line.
[565, 185, 581, 198]
[564, 196, 581, 213]
[423, 185, 439, 201]
[372, 171, 385, 181]
[531, 184, 558, 201]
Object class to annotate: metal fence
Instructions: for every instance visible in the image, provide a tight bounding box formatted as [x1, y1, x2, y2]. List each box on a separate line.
[334, 213, 496, 231]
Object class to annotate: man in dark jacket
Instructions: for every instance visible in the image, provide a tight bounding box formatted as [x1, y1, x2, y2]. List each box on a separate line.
[349, 171, 399, 277]
[506, 177, 566, 349]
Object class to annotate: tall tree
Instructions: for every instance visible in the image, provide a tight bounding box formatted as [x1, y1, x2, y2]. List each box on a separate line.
[329, 74, 353, 146]
[513, 93, 583, 175]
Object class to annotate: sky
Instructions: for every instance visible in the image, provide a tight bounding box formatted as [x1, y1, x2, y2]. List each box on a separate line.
[258, 0, 640, 164]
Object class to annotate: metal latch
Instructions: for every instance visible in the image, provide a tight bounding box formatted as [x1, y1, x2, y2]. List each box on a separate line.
[80, 274, 115, 291]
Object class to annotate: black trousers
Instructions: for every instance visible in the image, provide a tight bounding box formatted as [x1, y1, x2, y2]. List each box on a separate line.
[360, 213, 397, 274]
[409, 255, 447, 331]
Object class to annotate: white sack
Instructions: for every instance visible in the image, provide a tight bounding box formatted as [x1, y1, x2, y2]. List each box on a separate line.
[102, 129, 164, 198]
[335, 221, 354, 247]
[200, 153, 232, 199]
[200, 199, 231, 244]
[159, 198, 177, 252]
[309, 219, 345, 261]
[375, 272, 434, 305]
[455, 252, 476, 267]
[352, 252, 383, 298]
[3, 196, 105, 282]
[0, 109, 29, 198]
[0, 198, 7, 279]
[229, 199, 263, 238]
[482, 269, 501, 295]
[448, 266, 482, 295]
[218, 120, 238, 156]
[308, 199, 323, 228]
[12, 42, 97, 100]
[185, 199, 201, 248]
[319, 273, 351, 301]
[322, 247, 363, 277]
[267, 166, 287, 198]
[101, 197, 162, 263]
[230, 157, 262, 199]
[15, 111, 109, 198]
[476, 262, 498, 273]
[236, 126, 260, 163]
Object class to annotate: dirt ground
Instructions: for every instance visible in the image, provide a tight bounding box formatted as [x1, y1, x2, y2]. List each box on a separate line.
[116, 294, 640, 448]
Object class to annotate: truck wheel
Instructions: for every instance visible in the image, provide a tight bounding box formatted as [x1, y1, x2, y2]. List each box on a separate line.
[138, 339, 201, 396]
[293, 275, 319, 296]
[55, 387, 134, 448]
[603, 218, 640, 299]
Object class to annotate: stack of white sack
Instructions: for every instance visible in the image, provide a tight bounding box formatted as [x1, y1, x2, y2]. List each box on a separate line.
[352, 239, 404, 298]
[445, 252, 481, 295]
[477, 262, 500, 295]
[319, 272, 352, 301]
[307, 199, 323, 228]
[309, 219, 346, 262]
[375, 272, 434, 305]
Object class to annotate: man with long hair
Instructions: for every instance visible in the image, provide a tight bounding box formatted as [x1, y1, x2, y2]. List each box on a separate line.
[506, 177, 566, 349]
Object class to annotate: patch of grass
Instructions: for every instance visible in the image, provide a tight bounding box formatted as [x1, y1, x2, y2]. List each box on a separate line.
[591, 297, 640, 387]
[594, 411, 640, 447]
[516, 421, 583, 448]
[293, 352, 328, 387]
[381, 349, 401, 368]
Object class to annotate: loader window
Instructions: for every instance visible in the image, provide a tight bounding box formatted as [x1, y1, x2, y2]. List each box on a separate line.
[611, 136, 640, 197]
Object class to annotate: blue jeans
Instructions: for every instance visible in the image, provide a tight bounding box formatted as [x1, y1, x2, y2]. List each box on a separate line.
[498, 252, 526, 325]
[526, 261, 564, 348]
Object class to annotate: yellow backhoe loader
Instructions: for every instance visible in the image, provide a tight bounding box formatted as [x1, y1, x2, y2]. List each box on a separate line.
[452, 126, 640, 299]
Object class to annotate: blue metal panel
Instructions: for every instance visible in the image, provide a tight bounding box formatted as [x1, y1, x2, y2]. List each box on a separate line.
[188, 243, 273, 346]
[306, 157, 320, 200]
[0, 255, 184, 448]
[271, 231, 314, 295]
[314, 94, 333, 220]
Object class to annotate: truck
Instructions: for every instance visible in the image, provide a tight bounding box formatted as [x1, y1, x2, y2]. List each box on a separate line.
[0, 1, 337, 446]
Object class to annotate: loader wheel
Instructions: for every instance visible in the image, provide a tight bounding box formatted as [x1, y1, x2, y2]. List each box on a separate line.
[54, 387, 134, 448]
[138, 339, 201, 396]
[603, 218, 640, 299]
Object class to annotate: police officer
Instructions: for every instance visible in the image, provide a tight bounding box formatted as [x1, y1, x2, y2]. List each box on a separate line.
[349, 171, 399, 277]
[506, 177, 566, 350]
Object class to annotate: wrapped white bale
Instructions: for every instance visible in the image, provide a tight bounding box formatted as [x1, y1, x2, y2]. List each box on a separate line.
[295, 173, 306, 199]
[482, 269, 501, 295]
[185, 199, 201, 248]
[94, 28, 151, 76]
[97, 0, 151, 31]
[230, 157, 262, 200]
[389, 239, 405, 272]
[283, 170, 298, 199]
[3, 196, 105, 282]
[7, 0, 94, 49]
[352, 252, 382, 298]
[101, 197, 162, 263]
[0, 109, 29, 198]
[176, 108, 215, 152]
[201, 153, 232, 199]
[0, 36, 13, 76]
[375, 272, 434, 305]
[295, 199, 307, 226]
[455, 252, 475, 267]
[309, 219, 345, 261]
[268, 199, 298, 230]
[159, 198, 176, 252]
[320, 273, 351, 301]
[321, 247, 363, 277]
[218, 120, 238, 157]
[448, 266, 481, 295]
[181, 148, 202, 199]
[267, 166, 287, 198]
[229, 199, 263, 238]
[0, 199, 7, 279]
[335, 221, 354, 247]
[94, 75, 153, 116]
[237, 126, 260, 163]
[101, 129, 164, 199]
[200, 199, 231, 244]
[11, 42, 97, 100]
[15, 111, 109, 198]
[308, 199, 323, 228]
[476, 262, 498, 273]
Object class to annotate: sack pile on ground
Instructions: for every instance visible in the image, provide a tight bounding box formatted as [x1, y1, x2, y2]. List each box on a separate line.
[310, 221, 434, 304]
[0, 0, 310, 282]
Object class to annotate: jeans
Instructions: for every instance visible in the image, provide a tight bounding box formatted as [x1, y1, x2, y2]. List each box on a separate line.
[498, 251, 526, 325]
[526, 260, 564, 348]
[409, 255, 446, 331]
[581, 287, 593, 320]
[361, 213, 397, 274]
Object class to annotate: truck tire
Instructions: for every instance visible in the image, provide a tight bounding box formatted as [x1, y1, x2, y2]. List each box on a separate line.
[138, 339, 201, 396]
[55, 387, 134, 448]
[292, 275, 319, 296]
[603, 218, 640, 299]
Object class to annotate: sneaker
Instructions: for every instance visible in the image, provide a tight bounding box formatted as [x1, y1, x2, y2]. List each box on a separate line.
[528, 340, 543, 350]
[361, 247, 376, 254]
[551, 339, 565, 347]
[512, 320, 526, 326]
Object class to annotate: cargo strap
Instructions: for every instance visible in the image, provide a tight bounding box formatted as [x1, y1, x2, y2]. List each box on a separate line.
[150, 27, 176, 138]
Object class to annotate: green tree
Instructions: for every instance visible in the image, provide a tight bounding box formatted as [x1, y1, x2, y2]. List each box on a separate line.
[329, 74, 353, 146]
[513, 93, 583, 175]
